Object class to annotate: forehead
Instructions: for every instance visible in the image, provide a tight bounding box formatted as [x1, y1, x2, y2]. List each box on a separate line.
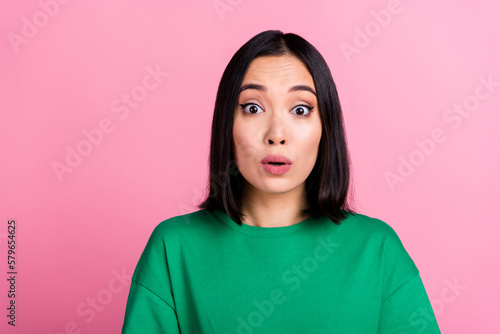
[242, 55, 314, 86]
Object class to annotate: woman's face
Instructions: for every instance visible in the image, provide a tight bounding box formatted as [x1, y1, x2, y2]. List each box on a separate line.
[232, 55, 322, 195]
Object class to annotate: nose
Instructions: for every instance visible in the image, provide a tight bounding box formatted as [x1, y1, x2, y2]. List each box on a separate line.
[268, 138, 285, 144]
[266, 111, 287, 145]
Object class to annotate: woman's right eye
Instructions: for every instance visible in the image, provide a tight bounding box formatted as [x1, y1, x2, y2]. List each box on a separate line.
[240, 103, 263, 115]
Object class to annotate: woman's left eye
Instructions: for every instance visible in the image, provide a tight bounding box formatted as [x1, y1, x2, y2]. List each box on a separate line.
[291, 105, 314, 116]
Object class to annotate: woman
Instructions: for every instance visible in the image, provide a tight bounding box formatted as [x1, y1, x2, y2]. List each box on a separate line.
[122, 30, 441, 333]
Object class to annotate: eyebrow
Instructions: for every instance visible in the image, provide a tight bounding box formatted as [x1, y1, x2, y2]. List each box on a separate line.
[239, 83, 317, 96]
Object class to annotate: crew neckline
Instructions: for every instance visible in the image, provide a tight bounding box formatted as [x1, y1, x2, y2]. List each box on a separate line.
[211, 209, 326, 238]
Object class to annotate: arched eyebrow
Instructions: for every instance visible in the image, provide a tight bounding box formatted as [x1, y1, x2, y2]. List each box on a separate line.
[239, 83, 316, 97]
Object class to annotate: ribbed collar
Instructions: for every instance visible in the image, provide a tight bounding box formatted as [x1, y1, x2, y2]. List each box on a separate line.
[210, 209, 327, 238]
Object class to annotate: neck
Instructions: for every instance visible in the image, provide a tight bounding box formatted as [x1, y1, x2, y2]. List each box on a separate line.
[240, 180, 310, 228]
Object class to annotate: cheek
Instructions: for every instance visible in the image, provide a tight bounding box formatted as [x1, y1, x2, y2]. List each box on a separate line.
[232, 121, 258, 164]
[297, 120, 322, 144]
[297, 124, 322, 161]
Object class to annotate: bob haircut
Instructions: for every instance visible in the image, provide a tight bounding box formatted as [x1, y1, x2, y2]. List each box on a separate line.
[198, 30, 356, 225]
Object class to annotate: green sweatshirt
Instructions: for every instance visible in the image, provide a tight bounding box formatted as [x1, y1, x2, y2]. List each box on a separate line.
[122, 209, 440, 333]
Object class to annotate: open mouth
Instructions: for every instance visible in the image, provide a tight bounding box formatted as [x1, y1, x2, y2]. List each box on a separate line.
[262, 160, 292, 175]
[261, 155, 292, 166]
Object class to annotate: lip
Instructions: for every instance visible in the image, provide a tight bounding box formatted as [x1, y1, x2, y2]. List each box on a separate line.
[261, 155, 292, 175]
[261, 155, 292, 165]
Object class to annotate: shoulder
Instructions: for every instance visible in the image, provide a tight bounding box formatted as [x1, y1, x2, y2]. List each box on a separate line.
[147, 209, 216, 243]
[134, 210, 213, 271]
[339, 211, 401, 242]
[336, 211, 414, 261]
[339, 212, 419, 285]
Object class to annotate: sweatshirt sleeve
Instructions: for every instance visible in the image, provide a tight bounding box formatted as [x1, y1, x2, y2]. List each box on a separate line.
[376, 221, 441, 333]
[122, 221, 180, 333]
[377, 274, 441, 333]
[122, 279, 180, 333]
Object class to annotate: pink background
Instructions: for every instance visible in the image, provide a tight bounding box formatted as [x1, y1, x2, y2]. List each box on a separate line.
[1, 0, 499, 333]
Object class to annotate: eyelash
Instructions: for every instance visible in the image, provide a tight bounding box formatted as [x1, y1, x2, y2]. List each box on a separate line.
[239, 103, 314, 117]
